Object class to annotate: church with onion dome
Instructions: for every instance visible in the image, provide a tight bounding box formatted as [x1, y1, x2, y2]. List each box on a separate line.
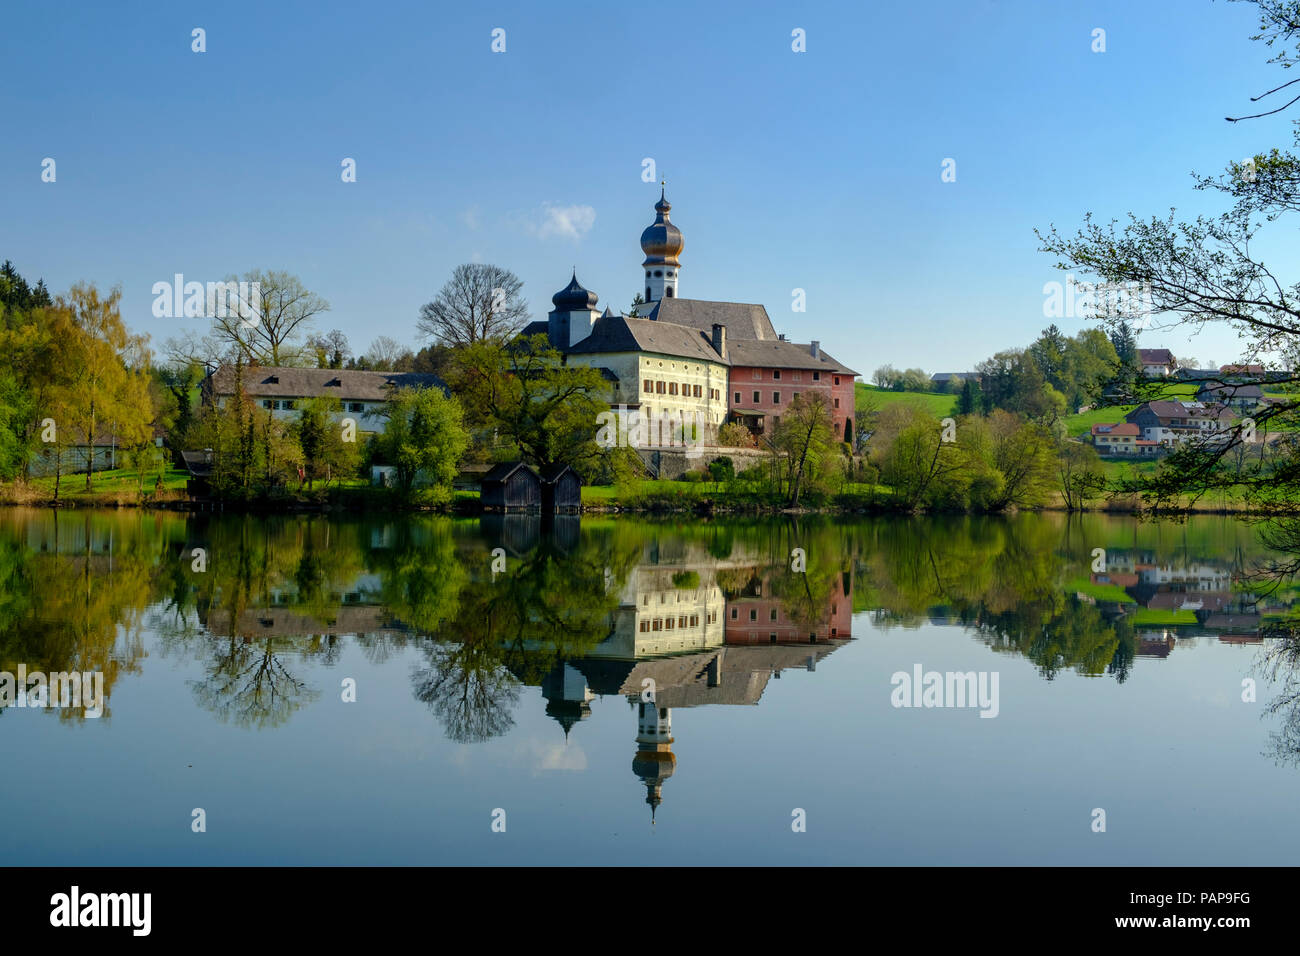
[521, 188, 860, 447]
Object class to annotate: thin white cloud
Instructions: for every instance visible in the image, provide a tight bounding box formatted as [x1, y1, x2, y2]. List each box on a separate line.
[524, 202, 596, 241]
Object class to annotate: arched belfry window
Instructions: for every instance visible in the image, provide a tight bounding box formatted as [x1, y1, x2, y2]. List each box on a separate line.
[646, 286, 652, 299]
[666, 288, 674, 297]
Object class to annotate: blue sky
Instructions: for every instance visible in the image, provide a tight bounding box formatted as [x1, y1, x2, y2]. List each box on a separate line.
[2, 0, 1295, 375]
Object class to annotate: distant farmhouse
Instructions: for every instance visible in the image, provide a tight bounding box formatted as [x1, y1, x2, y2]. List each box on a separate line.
[1087, 400, 1238, 456]
[1090, 422, 1157, 456]
[1126, 400, 1233, 445]
[930, 372, 975, 390]
[1195, 382, 1265, 413]
[201, 365, 448, 437]
[523, 189, 859, 445]
[1138, 348, 1177, 378]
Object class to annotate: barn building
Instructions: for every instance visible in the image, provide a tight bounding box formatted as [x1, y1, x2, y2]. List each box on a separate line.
[480, 461, 542, 512]
[540, 464, 582, 512]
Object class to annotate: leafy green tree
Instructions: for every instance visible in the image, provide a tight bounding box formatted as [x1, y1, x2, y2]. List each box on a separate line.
[451, 334, 610, 474]
[1056, 440, 1105, 511]
[378, 386, 469, 501]
[772, 392, 838, 506]
[296, 397, 361, 489]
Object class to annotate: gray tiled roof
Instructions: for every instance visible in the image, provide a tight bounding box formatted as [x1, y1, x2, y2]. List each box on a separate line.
[208, 365, 447, 402]
[725, 338, 858, 375]
[567, 314, 728, 364]
[643, 297, 777, 340]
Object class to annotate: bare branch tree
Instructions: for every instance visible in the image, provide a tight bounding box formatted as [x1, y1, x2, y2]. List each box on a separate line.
[212, 269, 329, 366]
[417, 263, 528, 347]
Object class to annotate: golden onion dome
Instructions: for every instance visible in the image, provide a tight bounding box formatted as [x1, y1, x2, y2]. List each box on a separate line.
[640, 188, 683, 266]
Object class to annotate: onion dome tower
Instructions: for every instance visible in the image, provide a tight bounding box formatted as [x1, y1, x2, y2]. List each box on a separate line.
[640, 184, 683, 304]
[547, 271, 600, 350]
[632, 700, 676, 824]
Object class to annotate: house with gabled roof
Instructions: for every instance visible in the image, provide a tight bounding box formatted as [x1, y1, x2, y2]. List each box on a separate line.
[1195, 382, 1265, 412]
[1138, 348, 1177, 378]
[202, 364, 448, 435]
[1125, 400, 1233, 445]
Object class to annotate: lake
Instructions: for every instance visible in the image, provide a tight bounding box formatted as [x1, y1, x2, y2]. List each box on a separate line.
[1, 507, 1297, 865]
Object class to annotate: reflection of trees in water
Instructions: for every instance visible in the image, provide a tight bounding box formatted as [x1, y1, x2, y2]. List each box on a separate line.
[396, 524, 641, 743]
[190, 635, 320, 729]
[412, 640, 520, 743]
[0, 511, 169, 720]
[1258, 620, 1300, 766]
[977, 597, 1136, 681]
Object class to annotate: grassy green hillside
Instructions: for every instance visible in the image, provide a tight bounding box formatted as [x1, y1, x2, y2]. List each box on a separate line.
[856, 383, 958, 417]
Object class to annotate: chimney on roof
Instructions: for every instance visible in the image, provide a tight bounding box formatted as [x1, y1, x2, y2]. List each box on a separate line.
[711, 323, 727, 361]
[810, 340, 820, 359]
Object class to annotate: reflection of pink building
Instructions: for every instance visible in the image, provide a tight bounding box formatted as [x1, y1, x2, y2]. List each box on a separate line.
[724, 569, 852, 644]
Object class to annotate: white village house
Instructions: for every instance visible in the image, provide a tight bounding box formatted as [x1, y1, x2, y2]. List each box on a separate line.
[201, 365, 447, 435]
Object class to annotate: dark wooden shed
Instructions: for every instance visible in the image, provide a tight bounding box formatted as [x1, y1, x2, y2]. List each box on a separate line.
[481, 461, 542, 512]
[540, 464, 582, 513]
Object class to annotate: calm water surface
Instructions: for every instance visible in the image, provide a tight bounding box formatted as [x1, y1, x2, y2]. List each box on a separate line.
[2, 508, 1297, 865]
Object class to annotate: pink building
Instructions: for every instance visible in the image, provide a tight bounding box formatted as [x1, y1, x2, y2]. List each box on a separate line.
[726, 339, 858, 444]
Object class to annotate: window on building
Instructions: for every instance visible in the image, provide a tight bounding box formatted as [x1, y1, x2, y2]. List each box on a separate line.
[666, 288, 673, 297]
[646, 286, 651, 299]
[652, 619, 662, 631]
[834, 376, 840, 385]
[773, 369, 781, 380]
[262, 400, 273, 409]
[793, 371, 802, 382]
[669, 382, 678, 395]
[730, 608, 738, 619]
[793, 392, 800, 401]
[681, 381, 689, 395]
[643, 380, 652, 393]
[773, 392, 781, 404]
[348, 402, 363, 413]
[753, 391, 761, 404]
[665, 617, 674, 629]
[654, 270, 663, 277]
[639, 620, 650, 632]
[834, 398, 840, 409]
[656, 381, 665, 394]
[749, 609, 757, 621]
[752, 369, 762, 380]
[812, 371, 820, 381]
[734, 391, 741, 403]
[770, 608, 778, 621]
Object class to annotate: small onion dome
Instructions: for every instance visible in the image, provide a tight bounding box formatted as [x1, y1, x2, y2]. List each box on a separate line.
[640, 188, 683, 266]
[552, 271, 598, 311]
[632, 749, 677, 783]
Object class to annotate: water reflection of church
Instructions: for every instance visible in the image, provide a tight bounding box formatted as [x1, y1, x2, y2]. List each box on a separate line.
[528, 553, 852, 822]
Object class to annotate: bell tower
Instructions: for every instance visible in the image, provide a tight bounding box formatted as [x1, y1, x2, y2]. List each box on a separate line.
[640, 183, 684, 304]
